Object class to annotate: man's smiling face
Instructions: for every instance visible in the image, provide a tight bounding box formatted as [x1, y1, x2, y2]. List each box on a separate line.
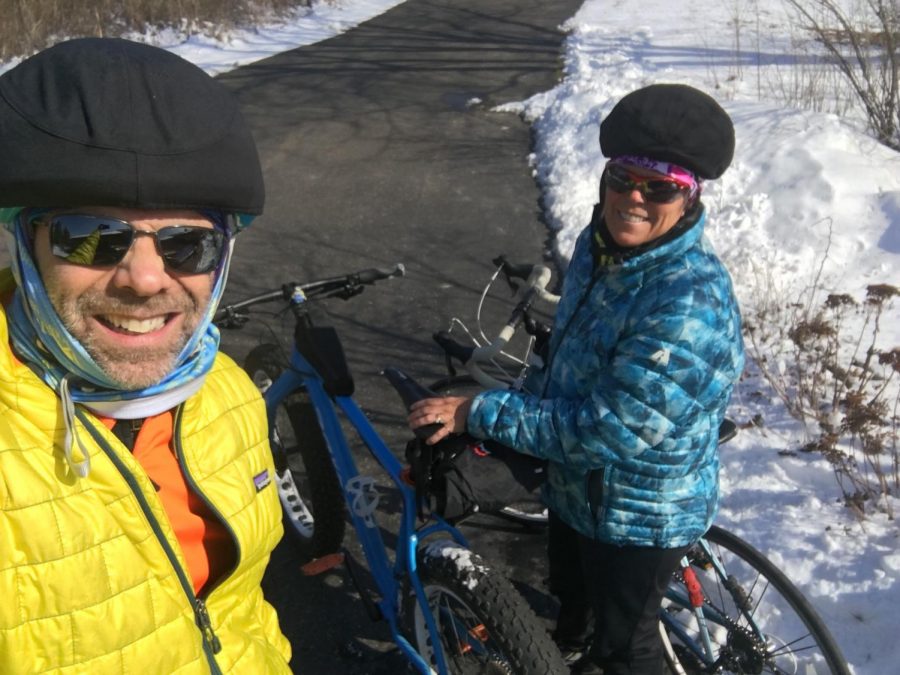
[32, 207, 216, 389]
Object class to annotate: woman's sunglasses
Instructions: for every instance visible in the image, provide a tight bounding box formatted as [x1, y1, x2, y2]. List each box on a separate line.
[604, 164, 689, 204]
[34, 213, 228, 274]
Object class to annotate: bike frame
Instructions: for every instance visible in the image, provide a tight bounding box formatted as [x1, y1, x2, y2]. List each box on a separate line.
[662, 545, 729, 670]
[263, 345, 468, 675]
[660, 538, 767, 673]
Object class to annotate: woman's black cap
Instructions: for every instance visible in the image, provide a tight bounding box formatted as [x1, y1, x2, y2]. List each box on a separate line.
[0, 37, 264, 213]
[600, 84, 735, 179]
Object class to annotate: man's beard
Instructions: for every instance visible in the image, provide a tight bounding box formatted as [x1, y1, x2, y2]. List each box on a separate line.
[45, 283, 201, 390]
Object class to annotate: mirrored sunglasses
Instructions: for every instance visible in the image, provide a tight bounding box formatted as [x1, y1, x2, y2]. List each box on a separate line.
[605, 164, 689, 204]
[35, 213, 227, 274]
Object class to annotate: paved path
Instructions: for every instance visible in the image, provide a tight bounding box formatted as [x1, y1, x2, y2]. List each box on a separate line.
[217, 1, 583, 671]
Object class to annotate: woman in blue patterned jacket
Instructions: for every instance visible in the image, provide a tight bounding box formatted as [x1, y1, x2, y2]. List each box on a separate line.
[410, 83, 745, 675]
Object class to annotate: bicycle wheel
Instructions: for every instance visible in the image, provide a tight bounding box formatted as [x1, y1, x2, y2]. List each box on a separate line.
[428, 375, 549, 529]
[661, 525, 850, 675]
[405, 540, 568, 674]
[245, 344, 346, 561]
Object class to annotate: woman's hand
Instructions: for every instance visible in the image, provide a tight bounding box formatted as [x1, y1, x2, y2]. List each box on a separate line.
[408, 396, 472, 445]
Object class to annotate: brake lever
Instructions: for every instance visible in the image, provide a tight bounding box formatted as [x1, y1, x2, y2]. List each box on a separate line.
[491, 255, 520, 295]
[216, 309, 250, 329]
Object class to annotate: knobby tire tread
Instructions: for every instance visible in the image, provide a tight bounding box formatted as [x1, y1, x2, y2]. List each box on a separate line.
[413, 544, 568, 675]
[245, 344, 346, 562]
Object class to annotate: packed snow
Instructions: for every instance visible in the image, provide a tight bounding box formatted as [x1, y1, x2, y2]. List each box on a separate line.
[1, 0, 897, 671]
[423, 540, 491, 591]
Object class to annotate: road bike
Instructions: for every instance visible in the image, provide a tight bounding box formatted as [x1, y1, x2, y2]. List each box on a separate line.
[427, 256, 558, 526]
[661, 519, 850, 674]
[214, 264, 567, 675]
[428, 256, 851, 675]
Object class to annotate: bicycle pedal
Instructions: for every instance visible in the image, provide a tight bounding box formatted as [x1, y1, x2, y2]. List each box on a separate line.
[300, 551, 345, 576]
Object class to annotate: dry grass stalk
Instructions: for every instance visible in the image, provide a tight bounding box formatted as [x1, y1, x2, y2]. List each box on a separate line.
[0, 0, 314, 62]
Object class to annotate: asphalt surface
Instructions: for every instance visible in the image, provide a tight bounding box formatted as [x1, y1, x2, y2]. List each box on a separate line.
[213, 0, 587, 671]
[0, 1, 583, 672]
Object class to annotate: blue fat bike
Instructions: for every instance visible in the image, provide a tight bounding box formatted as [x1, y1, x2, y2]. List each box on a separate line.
[214, 264, 568, 675]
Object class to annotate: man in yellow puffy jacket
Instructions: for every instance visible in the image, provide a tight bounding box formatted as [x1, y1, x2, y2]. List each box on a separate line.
[0, 38, 292, 673]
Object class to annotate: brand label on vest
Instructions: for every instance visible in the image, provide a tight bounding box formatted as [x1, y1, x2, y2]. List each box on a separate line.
[253, 469, 271, 492]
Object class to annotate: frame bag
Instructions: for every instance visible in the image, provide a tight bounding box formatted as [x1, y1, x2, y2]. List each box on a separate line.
[405, 434, 546, 521]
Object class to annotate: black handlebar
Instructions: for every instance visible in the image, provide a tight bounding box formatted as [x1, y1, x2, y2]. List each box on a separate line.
[308, 264, 405, 291]
[507, 284, 544, 330]
[214, 263, 405, 327]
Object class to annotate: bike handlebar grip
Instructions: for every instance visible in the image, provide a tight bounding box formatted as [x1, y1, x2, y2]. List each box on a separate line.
[433, 331, 475, 364]
[356, 263, 406, 284]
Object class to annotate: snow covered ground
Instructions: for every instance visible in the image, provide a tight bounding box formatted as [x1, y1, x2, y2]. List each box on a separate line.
[1, 0, 897, 671]
[506, 3, 899, 672]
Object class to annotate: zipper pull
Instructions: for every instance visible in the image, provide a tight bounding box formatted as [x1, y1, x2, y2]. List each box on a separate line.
[195, 598, 222, 654]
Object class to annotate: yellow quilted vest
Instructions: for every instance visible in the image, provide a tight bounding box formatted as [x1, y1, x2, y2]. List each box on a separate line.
[0, 276, 291, 674]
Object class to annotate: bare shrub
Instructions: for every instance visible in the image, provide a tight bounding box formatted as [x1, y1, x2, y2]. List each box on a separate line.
[784, 0, 900, 150]
[762, 18, 858, 116]
[0, 0, 314, 62]
[744, 229, 900, 518]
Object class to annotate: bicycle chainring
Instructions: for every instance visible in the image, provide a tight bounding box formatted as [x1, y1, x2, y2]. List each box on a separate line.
[717, 623, 767, 674]
[448, 653, 514, 675]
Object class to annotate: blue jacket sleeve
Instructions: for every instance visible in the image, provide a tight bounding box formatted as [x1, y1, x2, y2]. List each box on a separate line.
[466, 264, 744, 471]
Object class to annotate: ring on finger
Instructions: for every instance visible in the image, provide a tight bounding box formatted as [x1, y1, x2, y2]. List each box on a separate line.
[435, 416, 444, 426]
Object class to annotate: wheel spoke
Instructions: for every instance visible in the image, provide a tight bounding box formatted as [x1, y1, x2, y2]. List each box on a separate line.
[441, 593, 466, 655]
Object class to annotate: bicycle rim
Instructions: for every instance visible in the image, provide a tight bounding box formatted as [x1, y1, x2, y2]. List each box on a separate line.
[661, 525, 850, 675]
[245, 344, 346, 560]
[412, 583, 515, 674]
[270, 410, 316, 540]
[249, 354, 317, 542]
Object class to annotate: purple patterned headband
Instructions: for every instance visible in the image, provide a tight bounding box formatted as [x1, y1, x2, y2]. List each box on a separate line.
[611, 155, 701, 199]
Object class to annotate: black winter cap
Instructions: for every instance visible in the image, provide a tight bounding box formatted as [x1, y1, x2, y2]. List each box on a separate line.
[0, 38, 264, 213]
[600, 84, 734, 179]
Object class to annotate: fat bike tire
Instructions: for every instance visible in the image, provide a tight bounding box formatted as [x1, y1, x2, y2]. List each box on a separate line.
[406, 540, 567, 674]
[244, 344, 346, 562]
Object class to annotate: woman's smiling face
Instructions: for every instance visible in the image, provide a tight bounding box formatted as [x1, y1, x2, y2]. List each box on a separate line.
[602, 164, 689, 248]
